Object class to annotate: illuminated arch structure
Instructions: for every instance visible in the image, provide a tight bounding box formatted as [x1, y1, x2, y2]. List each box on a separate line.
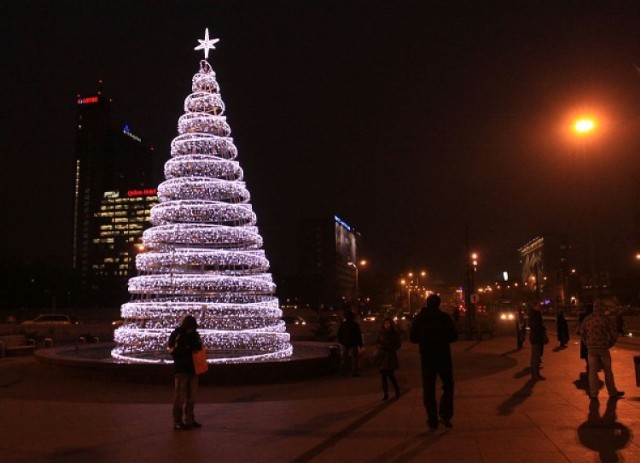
[112, 31, 293, 364]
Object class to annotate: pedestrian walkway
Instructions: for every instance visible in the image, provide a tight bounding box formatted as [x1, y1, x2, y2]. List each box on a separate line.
[0, 332, 638, 462]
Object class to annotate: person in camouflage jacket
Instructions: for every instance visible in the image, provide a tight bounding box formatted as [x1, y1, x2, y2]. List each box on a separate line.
[579, 299, 624, 400]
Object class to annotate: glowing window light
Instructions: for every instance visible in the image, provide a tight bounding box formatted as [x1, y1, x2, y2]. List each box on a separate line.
[112, 31, 292, 364]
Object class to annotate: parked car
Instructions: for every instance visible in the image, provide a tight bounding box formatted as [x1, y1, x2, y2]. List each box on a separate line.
[282, 315, 307, 326]
[497, 310, 516, 322]
[21, 314, 78, 325]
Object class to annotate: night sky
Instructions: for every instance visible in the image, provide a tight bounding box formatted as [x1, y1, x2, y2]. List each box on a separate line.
[3, 1, 640, 285]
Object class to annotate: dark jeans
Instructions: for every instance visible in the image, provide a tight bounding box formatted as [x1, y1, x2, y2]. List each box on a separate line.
[530, 343, 543, 379]
[173, 373, 199, 424]
[420, 358, 454, 428]
[380, 369, 399, 396]
[341, 346, 360, 376]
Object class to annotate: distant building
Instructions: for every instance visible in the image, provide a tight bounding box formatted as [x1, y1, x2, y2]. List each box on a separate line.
[72, 84, 155, 306]
[296, 215, 358, 310]
[91, 188, 158, 305]
[518, 235, 571, 309]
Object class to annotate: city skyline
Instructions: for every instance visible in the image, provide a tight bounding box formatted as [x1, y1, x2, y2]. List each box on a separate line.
[3, 1, 640, 287]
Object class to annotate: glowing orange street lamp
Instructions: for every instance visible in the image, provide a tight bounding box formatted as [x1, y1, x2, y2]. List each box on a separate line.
[573, 118, 596, 135]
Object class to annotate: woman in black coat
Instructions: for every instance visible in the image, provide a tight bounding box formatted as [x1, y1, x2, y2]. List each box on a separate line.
[556, 309, 569, 348]
[375, 317, 401, 400]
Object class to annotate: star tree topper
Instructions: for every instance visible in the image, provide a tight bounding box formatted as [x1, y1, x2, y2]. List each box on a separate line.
[194, 28, 220, 59]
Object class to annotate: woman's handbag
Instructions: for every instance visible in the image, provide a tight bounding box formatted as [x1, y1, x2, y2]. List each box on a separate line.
[193, 347, 209, 375]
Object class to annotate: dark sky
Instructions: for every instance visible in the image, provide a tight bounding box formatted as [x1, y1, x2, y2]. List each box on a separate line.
[3, 1, 640, 284]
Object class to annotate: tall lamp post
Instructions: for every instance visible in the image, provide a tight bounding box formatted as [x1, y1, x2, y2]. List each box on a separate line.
[400, 278, 411, 312]
[464, 224, 478, 338]
[348, 260, 367, 313]
[572, 117, 599, 297]
[415, 270, 427, 302]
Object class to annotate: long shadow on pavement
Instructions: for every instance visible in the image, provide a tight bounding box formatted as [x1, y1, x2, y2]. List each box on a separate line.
[497, 378, 536, 416]
[368, 429, 450, 463]
[513, 367, 530, 379]
[288, 399, 398, 463]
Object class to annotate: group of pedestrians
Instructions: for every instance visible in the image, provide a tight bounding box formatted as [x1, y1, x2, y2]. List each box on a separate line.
[338, 294, 457, 432]
[339, 308, 460, 407]
[165, 294, 625, 433]
[524, 298, 624, 399]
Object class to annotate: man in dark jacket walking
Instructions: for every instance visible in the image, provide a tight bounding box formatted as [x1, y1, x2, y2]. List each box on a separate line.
[168, 315, 203, 430]
[410, 294, 458, 431]
[337, 311, 363, 377]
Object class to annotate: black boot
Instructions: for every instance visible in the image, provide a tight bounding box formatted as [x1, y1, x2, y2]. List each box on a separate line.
[390, 374, 400, 398]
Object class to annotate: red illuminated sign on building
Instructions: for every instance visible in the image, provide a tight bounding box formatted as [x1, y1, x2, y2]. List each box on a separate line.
[127, 188, 157, 198]
[77, 96, 99, 105]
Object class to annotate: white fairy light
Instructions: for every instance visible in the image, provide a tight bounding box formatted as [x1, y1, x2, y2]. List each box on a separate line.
[112, 31, 293, 364]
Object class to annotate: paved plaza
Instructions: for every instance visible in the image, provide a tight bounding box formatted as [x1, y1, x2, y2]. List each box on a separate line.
[1, 324, 639, 463]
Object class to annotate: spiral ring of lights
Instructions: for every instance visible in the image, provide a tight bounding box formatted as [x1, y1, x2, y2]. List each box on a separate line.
[112, 340, 293, 365]
[136, 249, 269, 272]
[143, 224, 262, 249]
[178, 113, 231, 136]
[192, 61, 219, 93]
[121, 300, 281, 319]
[171, 134, 237, 159]
[165, 156, 243, 180]
[114, 329, 291, 353]
[115, 317, 286, 331]
[151, 201, 256, 226]
[129, 274, 275, 295]
[184, 91, 225, 114]
[158, 178, 250, 203]
[113, 328, 290, 352]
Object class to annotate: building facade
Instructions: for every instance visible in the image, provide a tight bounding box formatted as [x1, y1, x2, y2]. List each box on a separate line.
[72, 85, 155, 306]
[296, 215, 358, 310]
[518, 235, 573, 310]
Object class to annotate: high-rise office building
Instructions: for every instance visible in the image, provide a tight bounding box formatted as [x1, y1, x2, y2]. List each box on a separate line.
[73, 83, 155, 306]
[296, 215, 358, 309]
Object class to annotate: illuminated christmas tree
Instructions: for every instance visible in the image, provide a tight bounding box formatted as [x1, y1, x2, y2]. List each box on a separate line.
[112, 29, 293, 364]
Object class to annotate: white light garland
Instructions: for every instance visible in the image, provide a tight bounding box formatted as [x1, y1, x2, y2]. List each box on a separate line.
[164, 156, 243, 180]
[171, 133, 238, 159]
[112, 31, 293, 364]
[178, 112, 231, 137]
[142, 224, 263, 250]
[150, 200, 256, 226]
[137, 249, 269, 272]
[157, 177, 250, 203]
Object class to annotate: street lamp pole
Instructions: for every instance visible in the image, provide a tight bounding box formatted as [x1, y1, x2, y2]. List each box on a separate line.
[348, 261, 359, 311]
[418, 270, 426, 303]
[573, 117, 599, 297]
[348, 260, 367, 313]
[464, 225, 477, 338]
